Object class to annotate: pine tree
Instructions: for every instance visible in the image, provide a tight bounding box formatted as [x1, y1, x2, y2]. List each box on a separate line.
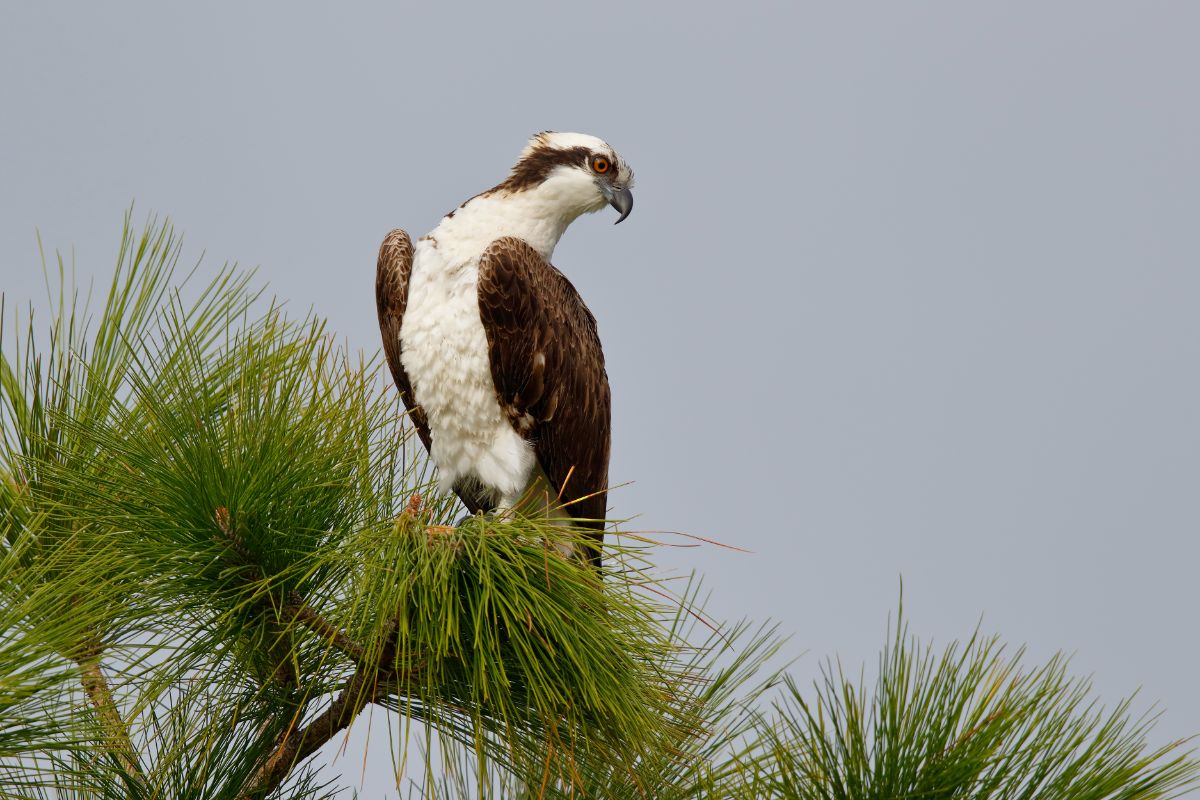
[1, 214, 1196, 798]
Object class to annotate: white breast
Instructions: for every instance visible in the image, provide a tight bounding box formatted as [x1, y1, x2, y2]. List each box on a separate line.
[399, 238, 535, 502]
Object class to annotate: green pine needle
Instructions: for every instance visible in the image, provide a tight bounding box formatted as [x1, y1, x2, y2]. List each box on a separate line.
[2, 213, 1196, 799]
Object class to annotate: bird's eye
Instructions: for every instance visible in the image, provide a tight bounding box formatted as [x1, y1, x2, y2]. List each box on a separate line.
[591, 156, 611, 174]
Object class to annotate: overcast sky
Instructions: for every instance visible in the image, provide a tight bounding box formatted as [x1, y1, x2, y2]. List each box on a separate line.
[3, 2, 1198, 795]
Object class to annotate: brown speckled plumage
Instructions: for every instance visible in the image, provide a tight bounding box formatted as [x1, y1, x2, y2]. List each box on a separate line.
[376, 230, 430, 450]
[477, 237, 611, 562]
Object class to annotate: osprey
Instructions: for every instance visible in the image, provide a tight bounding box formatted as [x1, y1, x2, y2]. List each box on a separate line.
[376, 132, 634, 566]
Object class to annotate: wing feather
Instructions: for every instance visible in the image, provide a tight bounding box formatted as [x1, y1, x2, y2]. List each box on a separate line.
[477, 237, 611, 564]
[376, 229, 434, 449]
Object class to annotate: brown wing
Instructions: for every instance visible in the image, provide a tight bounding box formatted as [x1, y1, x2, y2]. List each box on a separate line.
[477, 237, 612, 565]
[376, 229, 433, 452]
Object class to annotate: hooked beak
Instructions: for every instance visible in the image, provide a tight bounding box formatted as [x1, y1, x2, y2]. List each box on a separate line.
[599, 182, 634, 224]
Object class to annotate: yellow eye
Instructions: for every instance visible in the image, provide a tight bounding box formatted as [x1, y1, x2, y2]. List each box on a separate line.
[592, 156, 611, 174]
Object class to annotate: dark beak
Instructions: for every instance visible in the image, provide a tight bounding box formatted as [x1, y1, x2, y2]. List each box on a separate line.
[601, 184, 634, 224]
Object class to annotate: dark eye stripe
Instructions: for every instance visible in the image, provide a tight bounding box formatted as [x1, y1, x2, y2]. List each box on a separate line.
[489, 145, 592, 194]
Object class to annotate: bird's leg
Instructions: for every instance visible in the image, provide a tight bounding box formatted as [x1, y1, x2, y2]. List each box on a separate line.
[499, 486, 581, 559]
[454, 487, 577, 559]
[454, 511, 488, 528]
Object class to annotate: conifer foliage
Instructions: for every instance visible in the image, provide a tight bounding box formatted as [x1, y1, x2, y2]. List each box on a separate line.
[1, 215, 1195, 798]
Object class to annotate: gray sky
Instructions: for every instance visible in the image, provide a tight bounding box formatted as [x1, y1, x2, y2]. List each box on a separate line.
[3, 1, 1198, 794]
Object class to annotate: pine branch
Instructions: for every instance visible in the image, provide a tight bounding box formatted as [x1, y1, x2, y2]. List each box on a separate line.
[243, 668, 374, 799]
[282, 593, 367, 665]
[213, 506, 410, 796]
[214, 507, 370, 668]
[75, 650, 147, 791]
[241, 616, 405, 799]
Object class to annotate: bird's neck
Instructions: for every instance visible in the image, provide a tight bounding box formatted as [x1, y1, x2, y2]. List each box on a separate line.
[430, 180, 598, 264]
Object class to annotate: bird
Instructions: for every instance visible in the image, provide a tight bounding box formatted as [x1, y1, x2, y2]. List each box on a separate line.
[376, 132, 634, 567]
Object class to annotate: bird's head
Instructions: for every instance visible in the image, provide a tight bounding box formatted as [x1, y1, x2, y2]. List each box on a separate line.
[495, 132, 635, 224]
